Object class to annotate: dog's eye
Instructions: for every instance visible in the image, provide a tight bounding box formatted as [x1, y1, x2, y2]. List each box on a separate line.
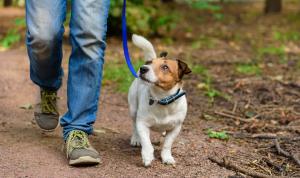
[161, 65, 169, 71]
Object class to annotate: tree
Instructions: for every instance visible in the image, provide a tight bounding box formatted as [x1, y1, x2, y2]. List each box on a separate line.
[161, 0, 174, 3]
[265, 0, 282, 14]
[3, 0, 13, 7]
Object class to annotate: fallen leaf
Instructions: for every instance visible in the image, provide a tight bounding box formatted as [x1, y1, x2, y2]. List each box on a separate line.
[93, 128, 106, 134]
[19, 103, 33, 110]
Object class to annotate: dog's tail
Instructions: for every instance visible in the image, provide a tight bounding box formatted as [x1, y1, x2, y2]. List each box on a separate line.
[132, 34, 157, 61]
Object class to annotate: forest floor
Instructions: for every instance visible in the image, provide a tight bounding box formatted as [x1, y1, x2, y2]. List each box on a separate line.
[0, 2, 300, 178]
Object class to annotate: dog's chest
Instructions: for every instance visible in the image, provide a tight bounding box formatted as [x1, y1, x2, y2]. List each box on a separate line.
[147, 105, 181, 132]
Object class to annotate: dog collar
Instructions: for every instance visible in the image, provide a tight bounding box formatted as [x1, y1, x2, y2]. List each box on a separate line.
[149, 89, 186, 106]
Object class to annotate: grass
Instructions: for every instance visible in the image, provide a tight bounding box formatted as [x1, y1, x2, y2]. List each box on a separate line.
[194, 35, 217, 49]
[0, 17, 25, 49]
[0, 29, 21, 49]
[14, 18, 26, 27]
[198, 74, 230, 103]
[204, 76, 222, 103]
[102, 59, 144, 93]
[236, 64, 261, 75]
[273, 31, 300, 42]
[258, 45, 285, 57]
[190, 64, 207, 75]
[207, 129, 229, 140]
[192, 64, 230, 103]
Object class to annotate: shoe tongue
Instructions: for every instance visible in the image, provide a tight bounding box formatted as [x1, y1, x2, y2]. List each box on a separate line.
[72, 134, 87, 148]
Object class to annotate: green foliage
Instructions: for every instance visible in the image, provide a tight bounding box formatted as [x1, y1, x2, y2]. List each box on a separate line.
[236, 64, 261, 75]
[273, 31, 300, 42]
[259, 45, 285, 56]
[103, 59, 144, 93]
[0, 17, 25, 49]
[204, 76, 219, 102]
[203, 75, 230, 102]
[186, 0, 223, 20]
[14, 18, 26, 27]
[194, 36, 216, 49]
[194, 66, 230, 103]
[258, 45, 286, 62]
[187, 0, 221, 11]
[207, 129, 229, 140]
[191, 64, 207, 75]
[109, 0, 178, 36]
[0, 29, 21, 49]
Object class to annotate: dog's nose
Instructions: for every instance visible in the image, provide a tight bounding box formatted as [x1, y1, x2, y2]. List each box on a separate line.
[140, 66, 149, 74]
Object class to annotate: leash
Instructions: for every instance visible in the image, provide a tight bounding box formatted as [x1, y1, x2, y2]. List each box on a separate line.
[122, 0, 138, 78]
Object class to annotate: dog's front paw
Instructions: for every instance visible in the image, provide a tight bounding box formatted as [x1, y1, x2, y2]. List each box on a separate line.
[161, 151, 176, 165]
[142, 154, 154, 167]
[142, 148, 154, 167]
[130, 135, 141, 147]
[162, 156, 175, 165]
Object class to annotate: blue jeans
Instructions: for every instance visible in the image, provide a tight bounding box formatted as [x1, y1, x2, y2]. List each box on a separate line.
[26, 0, 110, 140]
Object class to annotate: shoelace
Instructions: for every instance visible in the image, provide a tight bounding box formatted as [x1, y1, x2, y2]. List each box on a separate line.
[67, 130, 90, 157]
[69, 130, 89, 149]
[41, 90, 58, 114]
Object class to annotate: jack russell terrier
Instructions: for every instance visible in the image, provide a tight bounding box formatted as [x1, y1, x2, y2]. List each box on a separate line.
[128, 34, 191, 167]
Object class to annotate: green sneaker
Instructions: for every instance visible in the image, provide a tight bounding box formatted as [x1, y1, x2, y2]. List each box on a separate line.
[65, 130, 100, 166]
[34, 89, 59, 131]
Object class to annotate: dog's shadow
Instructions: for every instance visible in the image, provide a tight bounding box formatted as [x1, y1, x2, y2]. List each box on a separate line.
[91, 132, 165, 167]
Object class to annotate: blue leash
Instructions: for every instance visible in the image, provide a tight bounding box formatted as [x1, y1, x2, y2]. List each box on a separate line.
[122, 0, 138, 78]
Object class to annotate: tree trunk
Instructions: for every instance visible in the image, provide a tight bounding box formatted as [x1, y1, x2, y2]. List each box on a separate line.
[265, 0, 282, 14]
[161, 0, 174, 3]
[4, 0, 13, 7]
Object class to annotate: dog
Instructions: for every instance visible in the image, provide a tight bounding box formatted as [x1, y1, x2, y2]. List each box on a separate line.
[128, 34, 191, 167]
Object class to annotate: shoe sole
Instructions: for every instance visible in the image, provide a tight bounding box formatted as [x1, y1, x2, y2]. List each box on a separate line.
[69, 156, 100, 166]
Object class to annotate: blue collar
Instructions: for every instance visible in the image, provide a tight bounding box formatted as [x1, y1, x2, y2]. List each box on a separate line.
[149, 89, 186, 106]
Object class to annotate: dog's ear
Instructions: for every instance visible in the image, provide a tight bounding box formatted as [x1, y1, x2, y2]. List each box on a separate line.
[159, 51, 168, 58]
[177, 60, 191, 79]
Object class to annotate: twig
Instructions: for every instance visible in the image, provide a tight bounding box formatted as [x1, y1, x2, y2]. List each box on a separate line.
[251, 133, 278, 139]
[208, 156, 284, 178]
[214, 110, 256, 123]
[268, 125, 300, 134]
[232, 101, 238, 113]
[227, 132, 277, 139]
[250, 161, 272, 176]
[274, 139, 300, 166]
[262, 157, 284, 173]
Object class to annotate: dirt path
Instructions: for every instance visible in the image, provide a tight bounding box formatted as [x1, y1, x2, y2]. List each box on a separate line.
[0, 48, 235, 178]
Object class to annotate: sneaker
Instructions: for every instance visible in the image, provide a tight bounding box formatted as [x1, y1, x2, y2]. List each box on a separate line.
[65, 130, 100, 166]
[34, 89, 59, 131]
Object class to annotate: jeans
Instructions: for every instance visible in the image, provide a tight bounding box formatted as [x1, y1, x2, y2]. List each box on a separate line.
[26, 0, 110, 140]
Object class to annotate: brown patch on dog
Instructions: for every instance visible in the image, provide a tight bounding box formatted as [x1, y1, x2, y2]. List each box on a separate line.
[151, 58, 191, 90]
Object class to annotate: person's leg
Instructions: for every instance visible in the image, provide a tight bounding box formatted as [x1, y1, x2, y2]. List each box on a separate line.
[61, 0, 110, 165]
[61, 0, 110, 139]
[26, 0, 66, 90]
[26, 0, 66, 131]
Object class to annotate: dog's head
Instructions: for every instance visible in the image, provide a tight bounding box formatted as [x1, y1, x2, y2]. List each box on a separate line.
[139, 52, 191, 91]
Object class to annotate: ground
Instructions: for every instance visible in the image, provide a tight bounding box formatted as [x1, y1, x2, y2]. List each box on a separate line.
[0, 48, 235, 178]
[0, 2, 300, 178]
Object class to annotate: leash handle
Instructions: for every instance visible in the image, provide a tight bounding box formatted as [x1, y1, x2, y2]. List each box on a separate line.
[122, 0, 138, 78]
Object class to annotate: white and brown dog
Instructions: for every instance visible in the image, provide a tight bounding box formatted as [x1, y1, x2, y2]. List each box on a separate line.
[128, 34, 191, 167]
